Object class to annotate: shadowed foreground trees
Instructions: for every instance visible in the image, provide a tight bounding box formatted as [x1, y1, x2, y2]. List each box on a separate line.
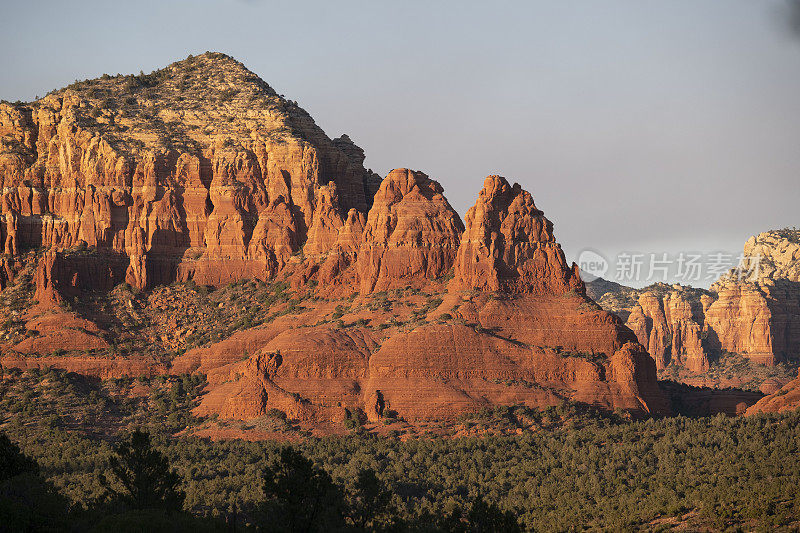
[466, 498, 523, 533]
[260, 446, 346, 532]
[89, 430, 222, 532]
[418, 498, 523, 533]
[0, 428, 521, 532]
[0, 432, 38, 480]
[346, 467, 398, 531]
[5, 408, 800, 530]
[259, 446, 519, 532]
[0, 432, 71, 531]
[100, 429, 185, 512]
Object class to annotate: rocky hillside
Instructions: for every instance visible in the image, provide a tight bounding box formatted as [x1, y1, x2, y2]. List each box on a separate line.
[585, 276, 637, 311]
[746, 368, 800, 415]
[0, 52, 381, 293]
[0, 54, 669, 432]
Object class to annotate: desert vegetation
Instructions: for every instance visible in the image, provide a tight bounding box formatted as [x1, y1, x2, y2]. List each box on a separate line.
[2, 395, 799, 531]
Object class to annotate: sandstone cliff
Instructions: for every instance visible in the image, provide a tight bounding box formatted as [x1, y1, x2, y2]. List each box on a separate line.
[356, 169, 464, 294]
[0, 52, 380, 294]
[624, 285, 711, 372]
[705, 230, 800, 365]
[452, 176, 584, 295]
[745, 369, 800, 415]
[590, 230, 800, 379]
[0, 54, 669, 428]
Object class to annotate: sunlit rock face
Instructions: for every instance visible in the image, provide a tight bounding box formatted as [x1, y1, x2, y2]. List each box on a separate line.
[0, 52, 380, 294]
[592, 230, 800, 371]
[452, 175, 584, 296]
[0, 53, 670, 423]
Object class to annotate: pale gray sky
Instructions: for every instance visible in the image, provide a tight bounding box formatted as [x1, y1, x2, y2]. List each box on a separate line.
[2, 0, 799, 287]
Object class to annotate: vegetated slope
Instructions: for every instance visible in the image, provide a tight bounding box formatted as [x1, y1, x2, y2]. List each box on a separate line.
[4, 407, 800, 531]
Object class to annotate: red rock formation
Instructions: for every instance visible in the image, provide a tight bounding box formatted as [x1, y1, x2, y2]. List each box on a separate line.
[316, 208, 366, 287]
[700, 232, 800, 365]
[0, 54, 671, 427]
[615, 281, 783, 371]
[196, 326, 378, 421]
[356, 169, 464, 294]
[0, 53, 378, 297]
[594, 231, 800, 373]
[456, 293, 637, 356]
[0, 353, 166, 380]
[703, 281, 777, 364]
[0, 256, 15, 291]
[365, 323, 666, 420]
[183, 296, 669, 423]
[180, 176, 668, 422]
[452, 176, 583, 295]
[34, 248, 129, 305]
[304, 184, 346, 256]
[0, 309, 165, 378]
[625, 287, 709, 372]
[746, 369, 800, 415]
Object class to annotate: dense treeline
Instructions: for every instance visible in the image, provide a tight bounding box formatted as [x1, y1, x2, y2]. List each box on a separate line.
[2, 407, 800, 531]
[1, 429, 518, 532]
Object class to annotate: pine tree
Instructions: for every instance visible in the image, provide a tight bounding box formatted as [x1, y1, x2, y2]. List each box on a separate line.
[100, 430, 185, 511]
[347, 467, 396, 531]
[261, 446, 345, 532]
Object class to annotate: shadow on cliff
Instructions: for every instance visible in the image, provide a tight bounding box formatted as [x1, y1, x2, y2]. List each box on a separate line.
[469, 324, 529, 348]
[767, 278, 800, 364]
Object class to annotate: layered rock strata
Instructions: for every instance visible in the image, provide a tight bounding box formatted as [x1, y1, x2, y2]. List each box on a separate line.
[705, 230, 800, 365]
[174, 174, 668, 421]
[0, 54, 669, 425]
[0, 52, 380, 295]
[590, 230, 800, 371]
[624, 286, 711, 372]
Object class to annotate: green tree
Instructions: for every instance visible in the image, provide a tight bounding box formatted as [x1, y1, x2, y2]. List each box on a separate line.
[261, 446, 345, 532]
[430, 498, 523, 533]
[101, 430, 185, 511]
[466, 497, 522, 533]
[346, 468, 397, 531]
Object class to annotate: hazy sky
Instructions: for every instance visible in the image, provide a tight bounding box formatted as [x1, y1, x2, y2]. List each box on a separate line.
[2, 0, 799, 287]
